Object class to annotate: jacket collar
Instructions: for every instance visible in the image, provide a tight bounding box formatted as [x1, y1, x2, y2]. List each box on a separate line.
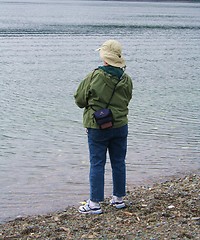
[98, 66, 124, 79]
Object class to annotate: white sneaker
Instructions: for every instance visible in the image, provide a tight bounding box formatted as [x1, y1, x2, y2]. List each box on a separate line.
[110, 196, 126, 209]
[79, 200, 102, 214]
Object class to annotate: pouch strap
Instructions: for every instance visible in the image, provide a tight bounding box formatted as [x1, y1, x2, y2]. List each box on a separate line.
[86, 69, 121, 110]
[105, 80, 120, 108]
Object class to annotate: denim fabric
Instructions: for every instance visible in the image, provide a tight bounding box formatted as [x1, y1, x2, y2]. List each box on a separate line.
[87, 125, 128, 202]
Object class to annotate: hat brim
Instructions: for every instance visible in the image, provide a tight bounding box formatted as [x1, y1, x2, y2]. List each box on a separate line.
[99, 50, 126, 68]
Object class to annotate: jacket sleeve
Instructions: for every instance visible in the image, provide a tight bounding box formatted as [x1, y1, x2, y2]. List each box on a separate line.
[74, 73, 92, 108]
[129, 78, 133, 102]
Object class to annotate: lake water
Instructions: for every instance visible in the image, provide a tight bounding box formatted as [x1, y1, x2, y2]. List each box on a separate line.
[0, 0, 200, 223]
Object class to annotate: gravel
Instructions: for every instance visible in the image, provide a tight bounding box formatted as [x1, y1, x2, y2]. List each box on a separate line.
[0, 173, 199, 240]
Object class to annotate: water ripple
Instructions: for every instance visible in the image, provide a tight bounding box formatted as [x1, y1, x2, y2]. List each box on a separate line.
[0, 23, 200, 37]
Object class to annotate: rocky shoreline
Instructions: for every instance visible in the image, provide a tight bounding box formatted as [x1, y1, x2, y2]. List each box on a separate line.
[0, 173, 199, 240]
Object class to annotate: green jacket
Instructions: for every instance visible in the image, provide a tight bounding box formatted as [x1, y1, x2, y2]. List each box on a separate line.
[74, 68, 133, 128]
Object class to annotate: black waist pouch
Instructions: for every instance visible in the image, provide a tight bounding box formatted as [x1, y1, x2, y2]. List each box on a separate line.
[93, 108, 113, 129]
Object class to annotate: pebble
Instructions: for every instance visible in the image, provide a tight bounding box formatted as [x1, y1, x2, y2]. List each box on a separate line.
[191, 217, 200, 221]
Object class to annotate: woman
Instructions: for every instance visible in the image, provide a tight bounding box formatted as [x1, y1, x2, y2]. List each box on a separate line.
[74, 39, 133, 214]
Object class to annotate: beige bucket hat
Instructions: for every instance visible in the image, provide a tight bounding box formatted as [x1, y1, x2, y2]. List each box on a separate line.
[96, 39, 126, 68]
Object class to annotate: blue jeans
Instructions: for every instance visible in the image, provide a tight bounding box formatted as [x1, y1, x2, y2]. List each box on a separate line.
[87, 125, 128, 202]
